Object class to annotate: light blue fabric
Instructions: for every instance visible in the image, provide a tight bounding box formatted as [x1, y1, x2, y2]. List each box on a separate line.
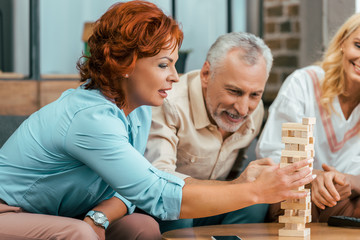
[0, 84, 184, 220]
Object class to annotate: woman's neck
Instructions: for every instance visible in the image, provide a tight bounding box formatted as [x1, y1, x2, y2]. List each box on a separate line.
[338, 80, 360, 119]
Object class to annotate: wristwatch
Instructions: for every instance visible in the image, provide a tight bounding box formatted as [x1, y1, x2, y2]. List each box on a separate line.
[85, 210, 109, 230]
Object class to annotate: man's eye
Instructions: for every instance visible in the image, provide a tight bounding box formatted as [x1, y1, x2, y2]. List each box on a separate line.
[251, 93, 261, 98]
[228, 89, 240, 95]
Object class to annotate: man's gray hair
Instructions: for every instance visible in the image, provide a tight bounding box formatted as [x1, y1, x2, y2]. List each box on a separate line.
[206, 32, 273, 76]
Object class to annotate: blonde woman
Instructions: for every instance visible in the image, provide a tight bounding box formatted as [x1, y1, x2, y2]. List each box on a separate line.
[257, 13, 360, 222]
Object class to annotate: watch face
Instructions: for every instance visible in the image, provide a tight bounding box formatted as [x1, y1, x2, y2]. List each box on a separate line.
[93, 212, 107, 224]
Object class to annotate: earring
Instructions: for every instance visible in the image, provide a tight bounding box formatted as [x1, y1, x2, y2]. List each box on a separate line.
[124, 74, 129, 78]
[340, 48, 343, 53]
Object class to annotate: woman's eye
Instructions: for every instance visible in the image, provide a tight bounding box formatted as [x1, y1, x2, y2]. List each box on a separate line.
[159, 63, 168, 68]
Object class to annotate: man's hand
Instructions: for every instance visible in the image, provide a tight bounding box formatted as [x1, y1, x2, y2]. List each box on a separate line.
[84, 216, 106, 240]
[233, 158, 276, 183]
[254, 158, 315, 204]
[311, 163, 351, 209]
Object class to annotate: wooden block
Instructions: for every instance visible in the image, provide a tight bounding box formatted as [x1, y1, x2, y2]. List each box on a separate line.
[298, 209, 311, 217]
[285, 143, 291, 150]
[282, 123, 309, 131]
[301, 131, 309, 138]
[281, 156, 290, 163]
[302, 130, 313, 138]
[281, 192, 311, 209]
[295, 130, 302, 138]
[279, 215, 308, 224]
[284, 223, 305, 230]
[299, 144, 314, 151]
[279, 227, 310, 237]
[284, 209, 294, 216]
[290, 144, 299, 150]
[282, 130, 288, 137]
[302, 117, 316, 125]
[299, 195, 311, 204]
[281, 150, 312, 158]
[281, 202, 309, 210]
[280, 157, 303, 164]
[288, 130, 295, 137]
[282, 137, 310, 144]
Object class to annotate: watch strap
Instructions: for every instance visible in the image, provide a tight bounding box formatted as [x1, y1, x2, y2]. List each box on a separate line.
[85, 210, 109, 230]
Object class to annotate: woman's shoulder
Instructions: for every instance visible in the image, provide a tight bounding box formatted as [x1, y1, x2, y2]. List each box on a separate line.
[272, 65, 322, 107]
[281, 66, 323, 91]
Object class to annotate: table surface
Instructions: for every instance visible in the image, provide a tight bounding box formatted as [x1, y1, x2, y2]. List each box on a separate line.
[162, 222, 360, 240]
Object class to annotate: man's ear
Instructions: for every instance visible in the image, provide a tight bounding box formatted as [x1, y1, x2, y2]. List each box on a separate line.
[200, 61, 211, 87]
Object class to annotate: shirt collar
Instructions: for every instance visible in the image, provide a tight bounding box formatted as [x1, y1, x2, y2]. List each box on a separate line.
[118, 108, 141, 136]
[127, 109, 141, 133]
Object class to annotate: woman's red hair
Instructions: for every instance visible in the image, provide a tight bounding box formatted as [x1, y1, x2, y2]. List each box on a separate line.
[77, 0, 183, 108]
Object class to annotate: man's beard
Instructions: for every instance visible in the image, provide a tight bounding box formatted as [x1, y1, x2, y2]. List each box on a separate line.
[205, 95, 247, 133]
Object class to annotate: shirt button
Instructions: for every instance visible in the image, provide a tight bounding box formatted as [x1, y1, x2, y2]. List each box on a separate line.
[209, 126, 214, 131]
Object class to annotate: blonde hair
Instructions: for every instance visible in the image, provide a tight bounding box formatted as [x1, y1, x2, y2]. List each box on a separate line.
[320, 13, 360, 114]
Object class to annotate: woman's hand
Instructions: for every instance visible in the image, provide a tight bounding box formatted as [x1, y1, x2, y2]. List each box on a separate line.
[233, 158, 276, 183]
[83, 217, 106, 240]
[311, 163, 351, 209]
[254, 158, 315, 204]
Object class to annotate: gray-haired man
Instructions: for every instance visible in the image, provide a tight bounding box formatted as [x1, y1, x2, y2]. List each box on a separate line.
[145, 32, 274, 232]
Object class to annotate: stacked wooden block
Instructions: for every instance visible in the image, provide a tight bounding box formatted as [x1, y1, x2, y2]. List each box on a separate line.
[278, 117, 316, 237]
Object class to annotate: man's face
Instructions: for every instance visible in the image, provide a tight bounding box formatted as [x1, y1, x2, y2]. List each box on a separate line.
[201, 48, 268, 133]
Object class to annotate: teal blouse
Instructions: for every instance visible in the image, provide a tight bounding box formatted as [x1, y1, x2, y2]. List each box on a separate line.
[0, 84, 184, 220]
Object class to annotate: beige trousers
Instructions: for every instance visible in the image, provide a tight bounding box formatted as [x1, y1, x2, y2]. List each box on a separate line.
[0, 200, 161, 240]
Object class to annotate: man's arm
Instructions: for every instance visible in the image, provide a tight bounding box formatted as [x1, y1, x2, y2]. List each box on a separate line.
[180, 158, 315, 219]
[145, 103, 189, 179]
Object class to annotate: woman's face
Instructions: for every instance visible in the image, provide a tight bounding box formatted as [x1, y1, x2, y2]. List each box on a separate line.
[341, 27, 360, 86]
[126, 46, 179, 111]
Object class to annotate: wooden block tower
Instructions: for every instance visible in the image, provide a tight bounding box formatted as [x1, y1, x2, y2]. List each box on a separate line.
[278, 117, 316, 237]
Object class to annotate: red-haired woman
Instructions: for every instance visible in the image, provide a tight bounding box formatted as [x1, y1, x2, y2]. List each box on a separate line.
[0, 1, 314, 239]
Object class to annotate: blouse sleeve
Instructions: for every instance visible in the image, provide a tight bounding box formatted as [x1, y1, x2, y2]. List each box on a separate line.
[256, 69, 311, 163]
[64, 105, 185, 220]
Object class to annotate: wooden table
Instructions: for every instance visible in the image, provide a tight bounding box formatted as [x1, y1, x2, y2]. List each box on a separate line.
[162, 223, 360, 240]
